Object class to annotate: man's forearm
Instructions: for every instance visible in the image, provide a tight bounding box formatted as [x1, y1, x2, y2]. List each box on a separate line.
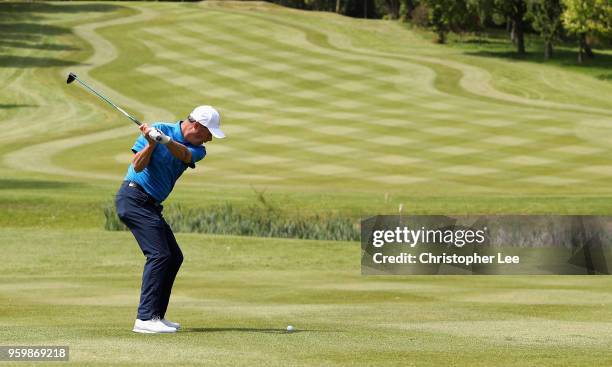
[133, 143, 155, 172]
[165, 140, 192, 165]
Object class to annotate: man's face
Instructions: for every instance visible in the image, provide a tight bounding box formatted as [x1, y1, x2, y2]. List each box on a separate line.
[184, 119, 212, 145]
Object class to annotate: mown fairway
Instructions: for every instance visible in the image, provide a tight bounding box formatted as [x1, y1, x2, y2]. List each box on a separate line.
[1, 1, 612, 366]
[2, 229, 612, 366]
[3, 1, 612, 202]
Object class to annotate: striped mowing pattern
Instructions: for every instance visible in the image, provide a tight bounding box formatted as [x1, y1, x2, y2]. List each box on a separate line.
[3, 1, 612, 195]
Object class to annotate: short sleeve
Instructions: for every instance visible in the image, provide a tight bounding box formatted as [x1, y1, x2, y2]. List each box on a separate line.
[131, 135, 147, 154]
[186, 146, 206, 169]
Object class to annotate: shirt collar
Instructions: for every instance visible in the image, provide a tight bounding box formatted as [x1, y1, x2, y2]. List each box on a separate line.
[177, 120, 188, 144]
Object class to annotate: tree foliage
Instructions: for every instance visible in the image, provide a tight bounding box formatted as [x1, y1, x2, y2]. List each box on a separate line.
[267, 0, 612, 62]
[424, 0, 473, 43]
[562, 0, 612, 61]
[466, 0, 529, 53]
[529, 0, 564, 58]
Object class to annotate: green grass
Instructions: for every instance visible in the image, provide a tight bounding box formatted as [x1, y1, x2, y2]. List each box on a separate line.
[104, 200, 360, 241]
[2, 1, 612, 205]
[407, 25, 612, 81]
[1, 1, 612, 365]
[2, 228, 612, 366]
[1, 0, 612, 222]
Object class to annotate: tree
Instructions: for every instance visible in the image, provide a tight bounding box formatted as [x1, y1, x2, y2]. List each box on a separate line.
[341, 0, 378, 18]
[399, 0, 419, 21]
[529, 0, 564, 59]
[378, 0, 401, 19]
[466, 0, 492, 32]
[562, 0, 612, 62]
[410, 2, 430, 26]
[424, 0, 471, 43]
[471, 0, 529, 53]
[304, 0, 336, 11]
[497, 0, 529, 53]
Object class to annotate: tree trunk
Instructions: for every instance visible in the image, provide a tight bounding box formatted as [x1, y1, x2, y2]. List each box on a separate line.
[510, 1, 527, 54]
[438, 31, 446, 44]
[584, 35, 594, 58]
[544, 41, 553, 59]
[578, 34, 585, 63]
[515, 17, 525, 54]
[336, 0, 340, 13]
[578, 33, 595, 62]
[364, 0, 367, 18]
[403, 0, 416, 15]
[391, 0, 399, 19]
[510, 20, 516, 43]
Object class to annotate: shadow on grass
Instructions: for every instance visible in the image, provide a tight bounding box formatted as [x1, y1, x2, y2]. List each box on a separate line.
[0, 179, 84, 190]
[0, 22, 79, 68]
[0, 22, 71, 37]
[0, 2, 123, 22]
[458, 38, 508, 46]
[0, 104, 38, 109]
[465, 48, 612, 68]
[0, 2, 125, 68]
[183, 327, 341, 334]
[0, 40, 80, 51]
[0, 55, 80, 68]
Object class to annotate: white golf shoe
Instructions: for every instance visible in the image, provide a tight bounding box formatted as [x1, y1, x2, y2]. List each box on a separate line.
[161, 318, 180, 330]
[132, 317, 177, 334]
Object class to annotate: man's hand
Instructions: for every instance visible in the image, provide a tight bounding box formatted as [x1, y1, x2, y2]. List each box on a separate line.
[139, 124, 157, 145]
[140, 124, 171, 145]
[149, 128, 171, 145]
[137, 123, 190, 166]
[133, 124, 158, 172]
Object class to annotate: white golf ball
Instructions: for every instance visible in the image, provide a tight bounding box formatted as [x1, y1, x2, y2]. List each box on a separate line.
[286, 325, 295, 332]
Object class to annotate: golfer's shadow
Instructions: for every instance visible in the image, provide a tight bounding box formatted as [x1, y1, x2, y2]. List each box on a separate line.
[183, 327, 332, 334]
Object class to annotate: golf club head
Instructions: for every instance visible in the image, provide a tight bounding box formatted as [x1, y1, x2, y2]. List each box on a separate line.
[66, 72, 77, 84]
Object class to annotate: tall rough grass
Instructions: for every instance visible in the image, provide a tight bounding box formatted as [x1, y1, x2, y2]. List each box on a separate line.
[104, 196, 359, 241]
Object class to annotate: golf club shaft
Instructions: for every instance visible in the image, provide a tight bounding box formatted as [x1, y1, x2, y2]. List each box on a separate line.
[73, 77, 141, 126]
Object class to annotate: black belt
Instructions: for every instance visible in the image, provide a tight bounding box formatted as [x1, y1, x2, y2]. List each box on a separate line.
[125, 181, 161, 206]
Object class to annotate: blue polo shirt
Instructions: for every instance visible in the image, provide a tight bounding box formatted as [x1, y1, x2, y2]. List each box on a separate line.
[124, 121, 206, 202]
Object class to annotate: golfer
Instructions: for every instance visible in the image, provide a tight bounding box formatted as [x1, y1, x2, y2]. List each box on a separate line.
[115, 105, 225, 333]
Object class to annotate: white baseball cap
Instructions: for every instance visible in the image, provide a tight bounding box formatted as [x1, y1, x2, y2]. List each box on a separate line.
[189, 105, 225, 139]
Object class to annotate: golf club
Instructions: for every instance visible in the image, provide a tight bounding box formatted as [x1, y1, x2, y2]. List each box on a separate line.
[66, 72, 142, 126]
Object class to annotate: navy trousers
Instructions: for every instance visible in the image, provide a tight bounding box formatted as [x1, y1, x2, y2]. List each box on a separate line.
[115, 181, 183, 321]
